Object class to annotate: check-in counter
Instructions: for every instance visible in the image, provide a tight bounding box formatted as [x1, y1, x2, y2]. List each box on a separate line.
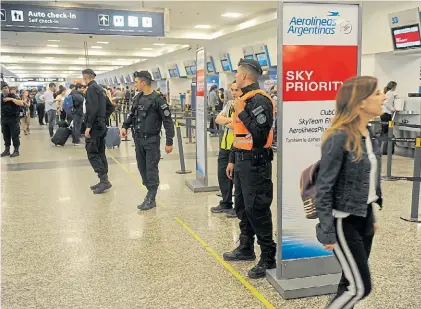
[393, 96, 421, 152]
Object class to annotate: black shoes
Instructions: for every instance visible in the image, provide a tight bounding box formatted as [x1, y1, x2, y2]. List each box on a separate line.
[137, 192, 157, 211]
[248, 254, 276, 279]
[210, 204, 232, 213]
[10, 149, 19, 157]
[1, 148, 10, 157]
[90, 182, 101, 191]
[92, 175, 112, 194]
[223, 235, 256, 261]
[226, 208, 237, 218]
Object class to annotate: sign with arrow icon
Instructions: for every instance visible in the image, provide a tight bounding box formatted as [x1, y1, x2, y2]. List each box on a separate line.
[0, 9, 6, 21]
[98, 14, 109, 26]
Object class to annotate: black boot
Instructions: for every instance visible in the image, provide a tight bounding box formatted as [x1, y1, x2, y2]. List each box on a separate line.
[223, 235, 256, 261]
[226, 208, 237, 218]
[210, 204, 232, 213]
[10, 148, 19, 158]
[138, 190, 157, 211]
[90, 182, 101, 191]
[248, 247, 276, 279]
[137, 192, 151, 210]
[1, 147, 10, 157]
[93, 174, 112, 194]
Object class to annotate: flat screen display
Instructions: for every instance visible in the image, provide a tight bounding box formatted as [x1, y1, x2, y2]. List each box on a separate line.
[244, 54, 255, 60]
[120, 75, 125, 83]
[169, 70, 174, 78]
[113, 76, 118, 84]
[207, 62, 214, 73]
[191, 66, 196, 75]
[256, 53, 268, 66]
[185, 66, 192, 75]
[392, 25, 421, 50]
[172, 69, 179, 77]
[221, 59, 230, 71]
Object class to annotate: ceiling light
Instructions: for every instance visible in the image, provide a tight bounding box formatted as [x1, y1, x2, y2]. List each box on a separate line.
[153, 43, 166, 46]
[194, 25, 211, 29]
[48, 39, 60, 42]
[221, 12, 242, 18]
[47, 45, 58, 47]
[45, 57, 55, 59]
[117, 58, 127, 61]
[142, 48, 153, 50]
[97, 41, 109, 44]
[78, 57, 85, 59]
[91, 46, 102, 49]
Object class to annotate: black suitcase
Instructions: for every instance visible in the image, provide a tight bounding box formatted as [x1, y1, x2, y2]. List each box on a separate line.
[51, 127, 71, 146]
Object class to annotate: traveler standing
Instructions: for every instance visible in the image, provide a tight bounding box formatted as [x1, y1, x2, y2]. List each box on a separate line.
[43, 83, 57, 137]
[82, 69, 112, 194]
[120, 71, 174, 211]
[1, 82, 24, 157]
[223, 59, 276, 279]
[20, 90, 31, 135]
[70, 84, 85, 145]
[316, 76, 384, 309]
[35, 88, 46, 125]
[208, 85, 219, 135]
[211, 81, 242, 218]
[380, 81, 397, 136]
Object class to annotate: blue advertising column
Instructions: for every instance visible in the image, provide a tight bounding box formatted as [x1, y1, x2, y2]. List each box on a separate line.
[185, 47, 219, 193]
[266, 1, 362, 299]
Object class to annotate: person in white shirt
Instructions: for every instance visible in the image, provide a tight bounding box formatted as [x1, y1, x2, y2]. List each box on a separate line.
[42, 83, 57, 137]
[380, 81, 397, 136]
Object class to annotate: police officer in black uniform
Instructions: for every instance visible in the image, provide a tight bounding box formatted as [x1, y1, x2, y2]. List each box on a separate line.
[82, 69, 112, 194]
[120, 71, 174, 211]
[224, 59, 276, 279]
[1, 82, 24, 157]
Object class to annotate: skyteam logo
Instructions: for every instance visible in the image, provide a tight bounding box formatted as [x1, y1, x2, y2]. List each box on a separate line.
[287, 11, 352, 36]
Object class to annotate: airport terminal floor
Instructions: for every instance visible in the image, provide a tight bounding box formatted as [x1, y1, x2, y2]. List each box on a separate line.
[1, 122, 420, 309]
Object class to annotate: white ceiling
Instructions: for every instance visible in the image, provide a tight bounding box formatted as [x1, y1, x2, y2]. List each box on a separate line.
[1, 1, 276, 79]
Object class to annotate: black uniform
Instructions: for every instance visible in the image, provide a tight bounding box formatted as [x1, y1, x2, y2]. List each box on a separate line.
[1, 92, 20, 154]
[223, 59, 276, 279]
[84, 77, 110, 191]
[70, 89, 85, 144]
[122, 85, 174, 208]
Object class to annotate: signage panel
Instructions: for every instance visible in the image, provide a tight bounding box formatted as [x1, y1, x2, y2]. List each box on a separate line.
[0, 3, 164, 36]
[195, 48, 206, 178]
[9, 77, 65, 82]
[281, 2, 359, 261]
[388, 7, 421, 28]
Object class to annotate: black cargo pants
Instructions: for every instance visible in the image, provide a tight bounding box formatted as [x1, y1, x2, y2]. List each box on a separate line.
[85, 120, 108, 177]
[234, 157, 276, 254]
[134, 134, 161, 192]
[218, 149, 233, 208]
[1, 117, 20, 148]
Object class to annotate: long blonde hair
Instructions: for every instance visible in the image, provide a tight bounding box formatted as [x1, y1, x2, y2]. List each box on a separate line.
[322, 76, 378, 161]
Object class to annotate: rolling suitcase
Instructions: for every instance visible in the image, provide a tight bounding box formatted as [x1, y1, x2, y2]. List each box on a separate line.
[51, 127, 71, 146]
[105, 127, 121, 149]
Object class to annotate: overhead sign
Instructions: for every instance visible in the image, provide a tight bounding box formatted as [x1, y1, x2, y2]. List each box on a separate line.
[388, 7, 420, 28]
[0, 3, 165, 37]
[9, 77, 65, 82]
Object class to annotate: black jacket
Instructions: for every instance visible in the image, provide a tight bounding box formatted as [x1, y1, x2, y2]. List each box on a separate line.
[122, 91, 174, 146]
[229, 82, 273, 163]
[1, 93, 19, 118]
[85, 80, 106, 128]
[70, 89, 85, 116]
[315, 130, 383, 245]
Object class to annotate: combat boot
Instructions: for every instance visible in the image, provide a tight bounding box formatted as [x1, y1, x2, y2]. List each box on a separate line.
[223, 235, 256, 261]
[10, 148, 19, 158]
[138, 190, 157, 211]
[1, 147, 10, 157]
[93, 174, 112, 194]
[137, 192, 152, 210]
[248, 247, 276, 279]
[90, 182, 101, 191]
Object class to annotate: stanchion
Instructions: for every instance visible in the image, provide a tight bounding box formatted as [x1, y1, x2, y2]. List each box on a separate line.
[175, 121, 192, 175]
[383, 120, 396, 181]
[400, 137, 421, 223]
[185, 117, 195, 144]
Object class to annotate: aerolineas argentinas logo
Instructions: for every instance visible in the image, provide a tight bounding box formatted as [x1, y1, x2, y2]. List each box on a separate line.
[287, 11, 352, 36]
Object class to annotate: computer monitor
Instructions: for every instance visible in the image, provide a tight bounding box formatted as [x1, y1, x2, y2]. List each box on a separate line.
[221, 59, 230, 71]
[207, 62, 214, 73]
[191, 66, 196, 75]
[185, 66, 192, 76]
[244, 54, 255, 60]
[256, 53, 268, 66]
[392, 24, 421, 50]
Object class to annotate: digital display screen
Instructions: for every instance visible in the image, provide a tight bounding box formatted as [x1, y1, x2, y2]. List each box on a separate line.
[221, 59, 230, 71]
[191, 66, 196, 75]
[172, 69, 179, 77]
[207, 62, 214, 73]
[113, 77, 118, 84]
[244, 54, 255, 60]
[169, 70, 174, 78]
[392, 25, 421, 50]
[185, 66, 192, 75]
[256, 53, 268, 66]
[120, 75, 125, 83]
[126, 75, 131, 83]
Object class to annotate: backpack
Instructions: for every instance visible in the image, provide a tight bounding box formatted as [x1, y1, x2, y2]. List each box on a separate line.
[104, 92, 115, 118]
[63, 95, 74, 115]
[300, 161, 320, 219]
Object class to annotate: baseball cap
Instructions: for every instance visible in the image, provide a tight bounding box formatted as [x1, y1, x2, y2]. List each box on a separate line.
[134, 71, 152, 81]
[82, 68, 96, 76]
[238, 58, 263, 75]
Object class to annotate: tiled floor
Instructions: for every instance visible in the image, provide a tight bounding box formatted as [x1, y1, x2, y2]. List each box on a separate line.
[1, 122, 420, 309]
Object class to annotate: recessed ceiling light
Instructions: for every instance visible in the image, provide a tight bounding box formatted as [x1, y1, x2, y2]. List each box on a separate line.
[153, 43, 166, 46]
[78, 57, 85, 59]
[142, 48, 153, 50]
[194, 25, 211, 29]
[45, 57, 55, 59]
[91, 46, 102, 49]
[221, 12, 242, 18]
[47, 45, 58, 47]
[48, 39, 60, 42]
[117, 58, 127, 61]
[97, 41, 109, 44]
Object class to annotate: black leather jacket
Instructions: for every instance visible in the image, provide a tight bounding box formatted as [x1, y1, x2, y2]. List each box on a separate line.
[315, 129, 382, 245]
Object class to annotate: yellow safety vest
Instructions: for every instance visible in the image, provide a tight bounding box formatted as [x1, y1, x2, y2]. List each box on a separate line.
[220, 102, 235, 150]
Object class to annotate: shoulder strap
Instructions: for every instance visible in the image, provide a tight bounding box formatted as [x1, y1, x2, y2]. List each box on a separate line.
[240, 89, 272, 102]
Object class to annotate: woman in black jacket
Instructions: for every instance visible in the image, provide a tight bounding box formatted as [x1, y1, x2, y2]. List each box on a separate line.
[316, 76, 386, 309]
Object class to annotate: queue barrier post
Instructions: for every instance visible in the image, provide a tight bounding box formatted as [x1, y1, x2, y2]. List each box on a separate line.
[175, 121, 192, 175]
[383, 120, 394, 181]
[400, 137, 421, 223]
